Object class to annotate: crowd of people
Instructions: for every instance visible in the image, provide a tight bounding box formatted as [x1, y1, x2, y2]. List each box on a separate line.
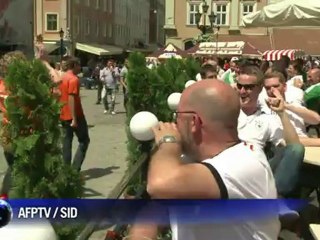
[127, 56, 320, 240]
[0, 48, 320, 239]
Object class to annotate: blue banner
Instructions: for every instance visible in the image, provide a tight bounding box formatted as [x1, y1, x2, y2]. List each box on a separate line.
[0, 199, 307, 227]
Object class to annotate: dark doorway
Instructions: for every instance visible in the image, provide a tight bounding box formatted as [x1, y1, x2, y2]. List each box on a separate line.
[184, 40, 195, 50]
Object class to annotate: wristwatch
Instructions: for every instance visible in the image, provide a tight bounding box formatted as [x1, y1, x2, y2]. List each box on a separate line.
[158, 135, 179, 147]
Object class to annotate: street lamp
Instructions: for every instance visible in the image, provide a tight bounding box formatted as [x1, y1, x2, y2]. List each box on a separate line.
[195, 0, 216, 35]
[195, 0, 221, 55]
[59, 28, 64, 63]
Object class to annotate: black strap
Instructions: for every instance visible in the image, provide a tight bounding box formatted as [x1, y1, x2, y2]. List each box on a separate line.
[201, 162, 229, 199]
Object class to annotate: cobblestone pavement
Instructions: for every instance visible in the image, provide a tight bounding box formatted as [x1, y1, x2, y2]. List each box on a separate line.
[0, 88, 128, 199]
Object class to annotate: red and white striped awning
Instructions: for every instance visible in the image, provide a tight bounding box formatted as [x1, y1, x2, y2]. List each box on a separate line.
[263, 49, 305, 61]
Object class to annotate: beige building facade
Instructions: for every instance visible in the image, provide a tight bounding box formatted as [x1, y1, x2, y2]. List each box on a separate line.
[165, 0, 270, 51]
[34, 0, 122, 58]
[34, 0, 165, 59]
[165, 0, 320, 56]
[34, 0, 68, 43]
[113, 0, 150, 48]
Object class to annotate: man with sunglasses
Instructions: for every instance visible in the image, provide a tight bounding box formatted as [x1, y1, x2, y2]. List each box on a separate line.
[236, 66, 304, 199]
[128, 79, 279, 240]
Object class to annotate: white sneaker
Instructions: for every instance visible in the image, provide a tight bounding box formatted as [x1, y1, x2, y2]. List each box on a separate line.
[104, 110, 108, 114]
[111, 111, 116, 115]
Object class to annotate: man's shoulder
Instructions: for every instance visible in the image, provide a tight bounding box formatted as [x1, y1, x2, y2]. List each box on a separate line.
[210, 143, 266, 163]
[206, 143, 270, 182]
[61, 72, 79, 83]
[120, 67, 127, 74]
[305, 83, 320, 94]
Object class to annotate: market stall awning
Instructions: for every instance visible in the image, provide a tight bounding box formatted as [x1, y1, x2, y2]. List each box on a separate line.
[242, 0, 320, 27]
[263, 49, 305, 61]
[75, 43, 123, 56]
[43, 43, 60, 54]
[193, 41, 246, 56]
[188, 41, 262, 58]
[148, 43, 187, 59]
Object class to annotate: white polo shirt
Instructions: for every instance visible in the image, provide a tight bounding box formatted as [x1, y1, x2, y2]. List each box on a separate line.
[238, 110, 284, 149]
[261, 105, 308, 137]
[286, 75, 303, 87]
[171, 143, 280, 240]
[258, 86, 304, 110]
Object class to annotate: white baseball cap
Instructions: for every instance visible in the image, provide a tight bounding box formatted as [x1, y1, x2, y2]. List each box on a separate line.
[230, 57, 239, 62]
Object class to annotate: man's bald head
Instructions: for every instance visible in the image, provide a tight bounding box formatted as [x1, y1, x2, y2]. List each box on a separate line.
[180, 79, 240, 129]
[308, 68, 320, 84]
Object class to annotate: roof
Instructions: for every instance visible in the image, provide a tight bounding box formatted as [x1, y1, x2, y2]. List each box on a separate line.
[75, 43, 123, 56]
[217, 34, 272, 53]
[187, 41, 262, 57]
[148, 43, 187, 59]
[263, 49, 305, 61]
[272, 28, 320, 56]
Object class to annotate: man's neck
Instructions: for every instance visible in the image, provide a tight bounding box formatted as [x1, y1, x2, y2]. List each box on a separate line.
[198, 139, 240, 161]
[67, 69, 76, 75]
[241, 106, 259, 116]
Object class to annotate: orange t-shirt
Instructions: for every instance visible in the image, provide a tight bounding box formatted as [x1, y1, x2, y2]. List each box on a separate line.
[0, 79, 9, 124]
[59, 70, 84, 121]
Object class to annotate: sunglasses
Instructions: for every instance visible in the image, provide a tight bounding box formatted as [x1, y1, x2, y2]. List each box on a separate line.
[172, 111, 197, 121]
[236, 83, 258, 91]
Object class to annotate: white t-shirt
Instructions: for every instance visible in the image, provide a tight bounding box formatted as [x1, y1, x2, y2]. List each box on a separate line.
[258, 86, 304, 110]
[171, 143, 280, 240]
[196, 73, 202, 81]
[285, 85, 304, 105]
[261, 104, 308, 137]
[286, 75, 303, 87]
[238, 110, 284, 149]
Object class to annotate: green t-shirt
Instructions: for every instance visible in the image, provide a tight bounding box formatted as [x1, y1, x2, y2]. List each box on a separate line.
[223, 70, 236, 85]
[304, 83, 320, 113]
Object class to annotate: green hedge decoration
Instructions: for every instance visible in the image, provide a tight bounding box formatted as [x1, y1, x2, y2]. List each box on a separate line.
[4, 58, 84, 239]
[125, 52, 200, 193]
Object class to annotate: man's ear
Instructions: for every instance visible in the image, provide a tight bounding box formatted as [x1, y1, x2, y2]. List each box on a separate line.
[191, 114, 202, 133]
[283, 82, 287, 92]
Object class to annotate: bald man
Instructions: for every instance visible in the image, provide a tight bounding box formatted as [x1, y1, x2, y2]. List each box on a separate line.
[307, 68, 320, 86]
[128, 80, 280, 240]
[305, 68, 320, 115]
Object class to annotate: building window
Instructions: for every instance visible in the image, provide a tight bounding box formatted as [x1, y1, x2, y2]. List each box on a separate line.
[213, 2, 229, 26]
[96, 0, 100, 9]
[108, 0, 112, 13]
[108, 23, 112, 38]
[96, 21, 100, 36]
[87, 0, 90, 6]
[242, 2, 256, 16]
[187, 2, 201, 25]
[45, 13, 58, 31]
[74, 16, 80, 35]
[86, 20, 90, 35]
[103, 23, 106, 37]
[241, 1, 257, 16]
[103, 0, 107, 11]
